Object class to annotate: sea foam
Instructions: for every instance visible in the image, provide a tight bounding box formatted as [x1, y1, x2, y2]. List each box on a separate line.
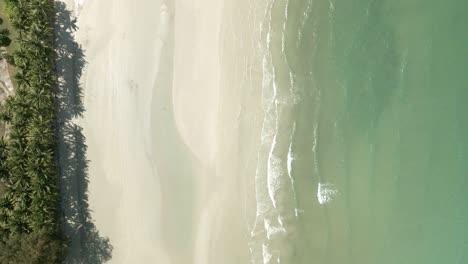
[250, 0, 301, 263]
[317, 182, 338, 205]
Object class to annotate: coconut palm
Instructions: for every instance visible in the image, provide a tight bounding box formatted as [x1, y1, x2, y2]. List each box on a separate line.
[0, 0, 65, 260]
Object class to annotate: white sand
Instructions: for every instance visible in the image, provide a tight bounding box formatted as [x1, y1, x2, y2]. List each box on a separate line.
[57, 0, 261, 263]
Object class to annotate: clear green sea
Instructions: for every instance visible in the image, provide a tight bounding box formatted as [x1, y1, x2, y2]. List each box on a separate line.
[248, 0, 468, 263]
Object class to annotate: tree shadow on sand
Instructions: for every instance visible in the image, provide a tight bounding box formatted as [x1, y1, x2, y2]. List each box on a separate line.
[54, 2, 112, 263]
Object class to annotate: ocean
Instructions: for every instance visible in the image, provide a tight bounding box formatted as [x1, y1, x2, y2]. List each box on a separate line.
[246, 0, 468, 263]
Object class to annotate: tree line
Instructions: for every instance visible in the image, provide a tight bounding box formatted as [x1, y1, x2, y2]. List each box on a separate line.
[0, 0, 65, 262]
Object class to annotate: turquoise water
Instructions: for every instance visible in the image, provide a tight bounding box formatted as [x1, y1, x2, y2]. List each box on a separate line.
[249, 0, 468, 263]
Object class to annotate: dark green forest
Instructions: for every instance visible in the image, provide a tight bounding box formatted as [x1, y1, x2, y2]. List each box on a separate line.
[0, 0, 65, 262]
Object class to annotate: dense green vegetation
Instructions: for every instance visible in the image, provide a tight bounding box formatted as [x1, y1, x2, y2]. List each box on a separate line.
[0, 28, 11, 47]
[0, 0, 64, 261]
[0, 0, 20, 84]
[0, 16, 12, 48]
[0, 229, 64, 263]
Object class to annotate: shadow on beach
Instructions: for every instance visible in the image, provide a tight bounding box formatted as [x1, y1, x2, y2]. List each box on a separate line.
[54, 2, 112, 263]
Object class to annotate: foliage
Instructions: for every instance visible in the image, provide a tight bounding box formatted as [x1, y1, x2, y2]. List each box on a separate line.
[0, 229, 64, 264]
[0, 0, 65, 262]
[0, 28, 10, 46]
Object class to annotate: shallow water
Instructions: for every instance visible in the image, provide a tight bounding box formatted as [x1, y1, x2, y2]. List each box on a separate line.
[248, 0, 468, 263]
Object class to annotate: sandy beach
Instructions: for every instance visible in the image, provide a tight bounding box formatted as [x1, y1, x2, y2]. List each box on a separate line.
[56, 0, 264, 263]
[51, 0, 468, 263]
